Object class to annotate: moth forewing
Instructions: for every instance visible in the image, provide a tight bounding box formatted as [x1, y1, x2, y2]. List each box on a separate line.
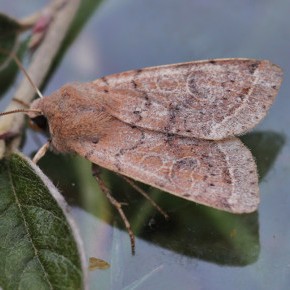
[66, 118, 259, 214]
[93, 58, 283, 140]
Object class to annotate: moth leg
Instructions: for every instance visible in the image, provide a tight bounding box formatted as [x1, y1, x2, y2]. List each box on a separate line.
[92, 164, 135, 255]
[32, 141, 50, 163]
[119, 175, 169, 220]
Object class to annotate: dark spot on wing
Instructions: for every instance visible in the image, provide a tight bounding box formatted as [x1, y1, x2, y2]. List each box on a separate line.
[131, 80, 138, 88]
[134, 69, 143, 76]
[143, 93, 152, 107]
[241, 87, 250, 95]
[101, 76, 109, 85]
[85, 149, 94, 159]
[175, 158, 198, 170]
[248, 62, 259, 74]
[133, 110, 142, 122]
[164, 132, 175, 144]
[92, 137, 99, 144]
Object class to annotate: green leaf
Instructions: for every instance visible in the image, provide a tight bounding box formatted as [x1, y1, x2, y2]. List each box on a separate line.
[0, 12, 22, 65]
[0, 13, 27, 97]
[0, 152, 87, 290]
[0, 40, 28, 98]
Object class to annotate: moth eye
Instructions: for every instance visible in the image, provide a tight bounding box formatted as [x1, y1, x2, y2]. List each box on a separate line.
[30, 115, 49, 132]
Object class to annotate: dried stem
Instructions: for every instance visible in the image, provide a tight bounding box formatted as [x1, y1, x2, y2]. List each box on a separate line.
[0, 0, 80, 155]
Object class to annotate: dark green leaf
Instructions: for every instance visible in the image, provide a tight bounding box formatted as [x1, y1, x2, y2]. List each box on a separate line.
[0, 40, 28, 98]
[0, 152, 86, 290]
[0, 12, 22, 65]
[0, 13, 28, 97]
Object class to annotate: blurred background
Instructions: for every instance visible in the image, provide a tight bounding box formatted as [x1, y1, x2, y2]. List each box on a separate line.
[1, 0, 290, 289]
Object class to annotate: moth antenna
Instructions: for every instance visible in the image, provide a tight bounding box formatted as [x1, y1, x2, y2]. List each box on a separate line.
[0, 109, 42, 116]
[0, 48, 43, 99]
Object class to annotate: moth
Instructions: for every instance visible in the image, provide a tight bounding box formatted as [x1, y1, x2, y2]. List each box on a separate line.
[23, 58, 282, 213]
[0, 58, 283, 250]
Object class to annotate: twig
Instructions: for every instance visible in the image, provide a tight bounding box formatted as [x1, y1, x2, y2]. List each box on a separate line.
[0, 0, 80, 155]
[19, 0, 68, 29]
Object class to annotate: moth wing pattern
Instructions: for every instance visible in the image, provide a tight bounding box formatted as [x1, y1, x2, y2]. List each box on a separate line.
[93, 58, 283, 140]
[71, 118, 259, 213]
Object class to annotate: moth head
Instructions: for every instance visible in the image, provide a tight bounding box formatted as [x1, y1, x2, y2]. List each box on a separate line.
[29, 114, 49, 132]
[28, 98, 48, 132]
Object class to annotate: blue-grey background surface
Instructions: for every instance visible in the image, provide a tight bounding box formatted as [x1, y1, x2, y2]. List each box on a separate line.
[1, 0, 290, 289]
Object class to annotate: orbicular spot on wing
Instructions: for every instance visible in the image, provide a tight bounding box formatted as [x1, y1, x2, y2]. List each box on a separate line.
[156, 74, 181, 93]
[169, 157, 199, 189]
[140, 155, 166, 173]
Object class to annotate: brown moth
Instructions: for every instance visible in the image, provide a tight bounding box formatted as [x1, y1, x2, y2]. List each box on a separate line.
[26, 58, 283, 214]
